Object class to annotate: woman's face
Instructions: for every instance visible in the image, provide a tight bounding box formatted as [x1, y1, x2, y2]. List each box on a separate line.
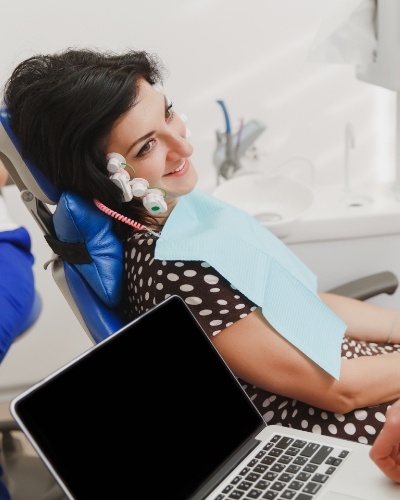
[106, 79, 197, 215]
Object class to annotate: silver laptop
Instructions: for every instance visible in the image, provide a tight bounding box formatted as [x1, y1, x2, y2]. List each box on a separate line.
[10, 295, 400, 499]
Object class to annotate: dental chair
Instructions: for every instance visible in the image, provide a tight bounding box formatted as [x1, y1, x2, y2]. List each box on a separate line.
[0, 102, 398, 496]
[0, 105, 126, 345]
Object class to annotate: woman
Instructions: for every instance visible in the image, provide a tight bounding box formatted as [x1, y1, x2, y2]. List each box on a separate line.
[3, 48, 400, 445]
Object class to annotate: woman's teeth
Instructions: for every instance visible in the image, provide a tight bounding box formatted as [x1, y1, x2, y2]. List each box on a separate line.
[172, 161, 185, 173]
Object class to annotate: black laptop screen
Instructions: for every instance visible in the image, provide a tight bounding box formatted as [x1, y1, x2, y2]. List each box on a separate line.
[12, 296, 264, 499]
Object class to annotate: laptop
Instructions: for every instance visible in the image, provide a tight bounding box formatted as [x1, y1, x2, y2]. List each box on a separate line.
[10, 295, 400, 500]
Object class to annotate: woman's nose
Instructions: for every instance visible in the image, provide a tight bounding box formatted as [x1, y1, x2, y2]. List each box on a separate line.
[166, 131, 193, 161]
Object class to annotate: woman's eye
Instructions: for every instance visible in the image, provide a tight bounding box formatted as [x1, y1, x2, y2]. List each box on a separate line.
[136, 139, 156, 157]
[165, 97, 175, 121]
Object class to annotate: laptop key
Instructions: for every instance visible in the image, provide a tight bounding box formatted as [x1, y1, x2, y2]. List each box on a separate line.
[300, 442, 320, 457]
[312, 473, 329, 484]
[228, 490, 245, 499]
[254, 480, 270, 491]
[302, 464, 317, 473]
[288, 480, 303, 490]
[275, 436, 294, 449]
[310, 446, 333, 464]
[253, 464, 268, 474]
[280, 490, 296, 499]
[292, 456, 308, 466]
[292, 439, 307, 449]
[245, 488, 263, 498]
[286, 464, 301, 474]
[302, 481, 322, 494]
[246, 472, 261, 482]
[261, 491, 279, 498]
[270, 463, 285, 472]
[296, 472, 311, 482]
[278, 454, 293, 464]
[237, 481, 253, 492]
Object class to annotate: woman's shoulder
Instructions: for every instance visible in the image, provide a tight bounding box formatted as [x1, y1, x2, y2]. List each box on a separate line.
[124, 231, 158, 248]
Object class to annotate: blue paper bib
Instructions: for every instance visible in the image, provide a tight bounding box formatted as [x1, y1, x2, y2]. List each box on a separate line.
[155, 189, 346, 378]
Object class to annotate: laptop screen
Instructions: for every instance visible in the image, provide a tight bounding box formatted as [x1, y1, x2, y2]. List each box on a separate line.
[12, 296, 265, 499]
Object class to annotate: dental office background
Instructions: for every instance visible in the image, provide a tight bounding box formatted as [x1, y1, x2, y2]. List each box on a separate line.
[0, 0, 399, 400]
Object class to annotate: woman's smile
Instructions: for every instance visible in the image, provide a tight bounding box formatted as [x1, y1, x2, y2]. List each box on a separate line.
[164, 158, 191, 177]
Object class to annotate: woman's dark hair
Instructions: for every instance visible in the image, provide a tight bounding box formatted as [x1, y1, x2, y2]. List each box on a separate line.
[3, 47, 166, 231]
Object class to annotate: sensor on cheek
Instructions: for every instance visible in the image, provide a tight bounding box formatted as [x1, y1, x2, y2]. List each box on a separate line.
[109, 171, 133, 202]
[106, 152, 167, 214]
[143, 189, 168, 214]
[130, 178, 149, 198]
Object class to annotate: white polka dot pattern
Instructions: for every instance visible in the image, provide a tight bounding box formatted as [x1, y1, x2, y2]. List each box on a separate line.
[122, 231, 400, 445]
[122, 232, 257, 335]
[241, 336, 400, 445]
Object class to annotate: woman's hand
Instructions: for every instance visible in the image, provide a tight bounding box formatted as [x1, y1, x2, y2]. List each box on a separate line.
[370, 399, 400, 483]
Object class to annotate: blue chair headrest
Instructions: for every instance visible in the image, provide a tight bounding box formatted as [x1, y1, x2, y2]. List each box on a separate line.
[52, 192, 124, 308]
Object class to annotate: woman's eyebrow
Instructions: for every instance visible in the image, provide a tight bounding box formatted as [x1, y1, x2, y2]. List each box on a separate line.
[126, 92, 167, 156]
[126, 131, 155, 156]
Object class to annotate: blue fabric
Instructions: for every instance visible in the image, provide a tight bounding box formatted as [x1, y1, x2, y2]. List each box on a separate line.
[53, 192, 124, 308]
[0, 227, 35, 363]
[0, 465, 10, 500]
[156, 189, 347, 379]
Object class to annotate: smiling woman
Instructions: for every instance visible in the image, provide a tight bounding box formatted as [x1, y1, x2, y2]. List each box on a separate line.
[4, 47, 400, 446]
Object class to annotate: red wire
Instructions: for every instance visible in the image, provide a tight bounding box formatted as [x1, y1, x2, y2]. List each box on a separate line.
[93, 199, 146, 230]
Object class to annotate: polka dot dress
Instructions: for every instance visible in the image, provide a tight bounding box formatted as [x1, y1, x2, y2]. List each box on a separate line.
[240, 336, 400, 445]
[122, 231, 400, 445]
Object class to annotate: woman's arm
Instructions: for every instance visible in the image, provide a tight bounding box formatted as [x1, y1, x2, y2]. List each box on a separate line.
[370, 399, 400, 483]
[211, 308, 400, 413]
[319, 292, 400, 344]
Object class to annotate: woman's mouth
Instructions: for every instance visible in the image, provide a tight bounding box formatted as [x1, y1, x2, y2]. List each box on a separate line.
[165, 159, 189, 176]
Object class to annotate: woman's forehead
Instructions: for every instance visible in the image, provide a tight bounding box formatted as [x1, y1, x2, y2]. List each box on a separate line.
[106, 80, 164, 153]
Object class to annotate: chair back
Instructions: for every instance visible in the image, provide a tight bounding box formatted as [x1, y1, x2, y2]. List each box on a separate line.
[0, 104, 127, 344]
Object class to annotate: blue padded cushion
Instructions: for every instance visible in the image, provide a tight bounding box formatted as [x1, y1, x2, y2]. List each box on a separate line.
[53, 192, 123, 308]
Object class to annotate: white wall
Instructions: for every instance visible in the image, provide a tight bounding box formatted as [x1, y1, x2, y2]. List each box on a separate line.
[0, 0, 396, 193]
[0, 0, 398, 398]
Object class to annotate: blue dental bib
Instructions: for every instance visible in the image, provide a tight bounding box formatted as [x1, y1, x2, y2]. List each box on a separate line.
[155, 189, 346, 378]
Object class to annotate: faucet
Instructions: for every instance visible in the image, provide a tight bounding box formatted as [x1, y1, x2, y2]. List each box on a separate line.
[213, 100, 266, 184]
[344, 123, 355, 192]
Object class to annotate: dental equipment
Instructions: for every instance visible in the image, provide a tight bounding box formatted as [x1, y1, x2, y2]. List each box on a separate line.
[213, 100, 266, 184]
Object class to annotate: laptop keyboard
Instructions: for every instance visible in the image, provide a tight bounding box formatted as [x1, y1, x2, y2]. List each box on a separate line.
[211, 432, 350, 500]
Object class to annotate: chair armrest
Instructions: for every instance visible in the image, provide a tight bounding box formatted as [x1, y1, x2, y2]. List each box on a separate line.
[327, 271, 398, 301]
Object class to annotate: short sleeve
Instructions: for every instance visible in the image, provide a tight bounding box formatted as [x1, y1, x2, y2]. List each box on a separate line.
[122, 233, 257, 338]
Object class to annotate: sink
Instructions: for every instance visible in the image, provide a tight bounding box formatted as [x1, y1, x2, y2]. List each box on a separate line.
[212, 174, 314, 238]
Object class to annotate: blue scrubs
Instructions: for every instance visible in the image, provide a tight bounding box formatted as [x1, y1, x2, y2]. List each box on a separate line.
[0, 226, 36, 362]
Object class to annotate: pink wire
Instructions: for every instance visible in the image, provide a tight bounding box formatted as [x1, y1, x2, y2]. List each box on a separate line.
[93, 199, 146, 230]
